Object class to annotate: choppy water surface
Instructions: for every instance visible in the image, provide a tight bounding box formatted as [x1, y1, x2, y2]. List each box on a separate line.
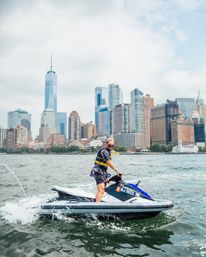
[0, 154, 206, 257]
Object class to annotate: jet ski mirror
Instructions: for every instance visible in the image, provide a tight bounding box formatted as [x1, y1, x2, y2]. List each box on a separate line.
[136, 180, 141, 186]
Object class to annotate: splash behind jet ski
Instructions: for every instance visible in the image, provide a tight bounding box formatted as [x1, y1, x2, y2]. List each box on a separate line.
[41, 175, 173, 220]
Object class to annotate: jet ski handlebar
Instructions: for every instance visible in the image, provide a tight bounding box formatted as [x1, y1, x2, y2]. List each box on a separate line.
[107, 174, 122, 184]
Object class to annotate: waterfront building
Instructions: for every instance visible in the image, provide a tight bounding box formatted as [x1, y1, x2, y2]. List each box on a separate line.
[196, 91, 206, 118]
[95, 87, 108, 134]
[151, 100, 179, 145]
[57, 112, 67, 142]
[108, 83, 123, 111]
[131, 88, 144, 133]
[98, 107, 110, 137]
[172, 141, 198, 153]
[68, 111, 81, 141]
[131, 89, 154, 147]
[0, 128, 7, 148]
[45, 56, 57, 112]
[40, 109, 57, 135]
[171, 116, 195, 145]
[80, 122, 86, 139]
[114, 133, 144, 149]
[85, 121, 96, 140]
[113, 104, 130, 134]
[193, 118, 205, 144]
[5, 128, 17, 148]
[16, 125, 28, 146]
[39, 109, 57, 143]
[175, 98, 196, 118]
[39, 125, 50, 145]
[68, 140, 84, 149]
[8, 108, 31, 138]
[88, 139, 103, 147]
[48, 134, 65, 147]
[144, 94, 154, 147]
[151, 105, 166, 144]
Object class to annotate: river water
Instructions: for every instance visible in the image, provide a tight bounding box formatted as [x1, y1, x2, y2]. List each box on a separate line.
[0, 154, 205, 257]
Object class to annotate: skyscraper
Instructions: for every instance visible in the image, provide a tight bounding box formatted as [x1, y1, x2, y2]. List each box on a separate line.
[108, 83, 123, 111]
[175, 98, 196, 118]
[151, 100, 179, 145]
[151, 104, 166, 144]
[193, 118, 205, 144]
[196, 91, 206, 118]
[108, 83, 123, 134]
[130, 88, 144, 133]
[85, 121, 96, 139]
[8, 108, 31, 139]
[144, 94, 154, 147]
[45, 56, 57, 112]
[57, 112, 67, 142]
[39, 109, 57, 143]
[98, 107, 110, 137]
[95, 87, 108, 135]
[68, 111, 81, 141]
[130, 90, 154, 147]
[113, 104, 130, 134]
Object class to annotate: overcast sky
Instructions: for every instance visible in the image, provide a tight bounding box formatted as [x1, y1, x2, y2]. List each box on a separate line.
[1, 0, 206, 137]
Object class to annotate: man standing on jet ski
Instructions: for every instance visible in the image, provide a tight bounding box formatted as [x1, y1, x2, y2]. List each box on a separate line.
[90, 138, 122, 202]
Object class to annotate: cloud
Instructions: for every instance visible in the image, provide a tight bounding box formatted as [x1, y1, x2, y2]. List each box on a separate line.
[157, 67, 206, 102]
[0, 0, 206, 136]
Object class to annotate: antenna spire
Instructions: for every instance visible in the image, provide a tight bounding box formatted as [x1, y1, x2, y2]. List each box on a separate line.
[50, 54, 53, 71]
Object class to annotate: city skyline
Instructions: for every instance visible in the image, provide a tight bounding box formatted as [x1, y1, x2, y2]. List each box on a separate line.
[1, 1, 206, 137]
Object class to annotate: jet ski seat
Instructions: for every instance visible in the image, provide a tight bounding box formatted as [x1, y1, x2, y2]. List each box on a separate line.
[52, 186, 95, 201]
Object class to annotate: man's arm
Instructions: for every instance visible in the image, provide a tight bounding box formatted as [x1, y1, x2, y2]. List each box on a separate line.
[106, 160, 121, 176]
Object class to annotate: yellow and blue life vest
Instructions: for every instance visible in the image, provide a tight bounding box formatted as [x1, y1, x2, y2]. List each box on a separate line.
[95, 148, 111, 170]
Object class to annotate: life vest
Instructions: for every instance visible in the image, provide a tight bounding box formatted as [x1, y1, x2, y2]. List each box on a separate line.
[95, 148, 111, 169]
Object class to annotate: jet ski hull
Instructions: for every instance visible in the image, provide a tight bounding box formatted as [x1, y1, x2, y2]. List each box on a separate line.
[40, 200, 173, 220]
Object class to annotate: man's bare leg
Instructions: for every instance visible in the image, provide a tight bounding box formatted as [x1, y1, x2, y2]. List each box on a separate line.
[95, 183, 105, 202]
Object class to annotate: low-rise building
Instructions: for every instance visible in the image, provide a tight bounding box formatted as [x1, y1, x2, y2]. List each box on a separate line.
[48, 134, 65, 147]
[5, 128, 17, 148]
[16, 125, 28, 147]
[172, 141, 198, 153]
[0, 128, 7, 148]
[114, 133, 144, 150]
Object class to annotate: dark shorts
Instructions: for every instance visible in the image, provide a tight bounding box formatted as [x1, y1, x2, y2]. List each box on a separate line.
[90, 165, 111, 185]
[94, 172, 107, 185]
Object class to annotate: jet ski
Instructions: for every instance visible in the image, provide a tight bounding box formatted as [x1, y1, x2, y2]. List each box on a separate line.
[41, 175, 173, 220]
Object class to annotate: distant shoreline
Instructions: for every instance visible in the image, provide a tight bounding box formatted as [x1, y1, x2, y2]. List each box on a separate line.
[1, 152, 206, 155]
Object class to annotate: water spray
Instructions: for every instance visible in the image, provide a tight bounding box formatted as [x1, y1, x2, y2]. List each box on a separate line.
[0, 162, 27, 197]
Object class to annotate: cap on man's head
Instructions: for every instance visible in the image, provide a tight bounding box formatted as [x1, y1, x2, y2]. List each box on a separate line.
[106, 138, 114, 144]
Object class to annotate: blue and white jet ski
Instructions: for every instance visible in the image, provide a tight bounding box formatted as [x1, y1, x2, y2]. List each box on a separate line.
[41, 175, 173, 220]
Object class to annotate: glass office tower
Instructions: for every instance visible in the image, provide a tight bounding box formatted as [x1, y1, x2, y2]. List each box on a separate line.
[130, 88, 144, 133]
[95, 87, 108, 134]
[45, 57, 57, 112]
[108, 83, 123, 111]
[175, 98, 196, 118]
[57, 112, 67, 142]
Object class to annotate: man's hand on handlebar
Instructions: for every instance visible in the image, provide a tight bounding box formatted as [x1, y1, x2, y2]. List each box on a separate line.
[116, 170, 122, 177]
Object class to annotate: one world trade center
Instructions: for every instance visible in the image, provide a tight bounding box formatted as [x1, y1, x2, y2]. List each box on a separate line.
[45, 56, 57, 112]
